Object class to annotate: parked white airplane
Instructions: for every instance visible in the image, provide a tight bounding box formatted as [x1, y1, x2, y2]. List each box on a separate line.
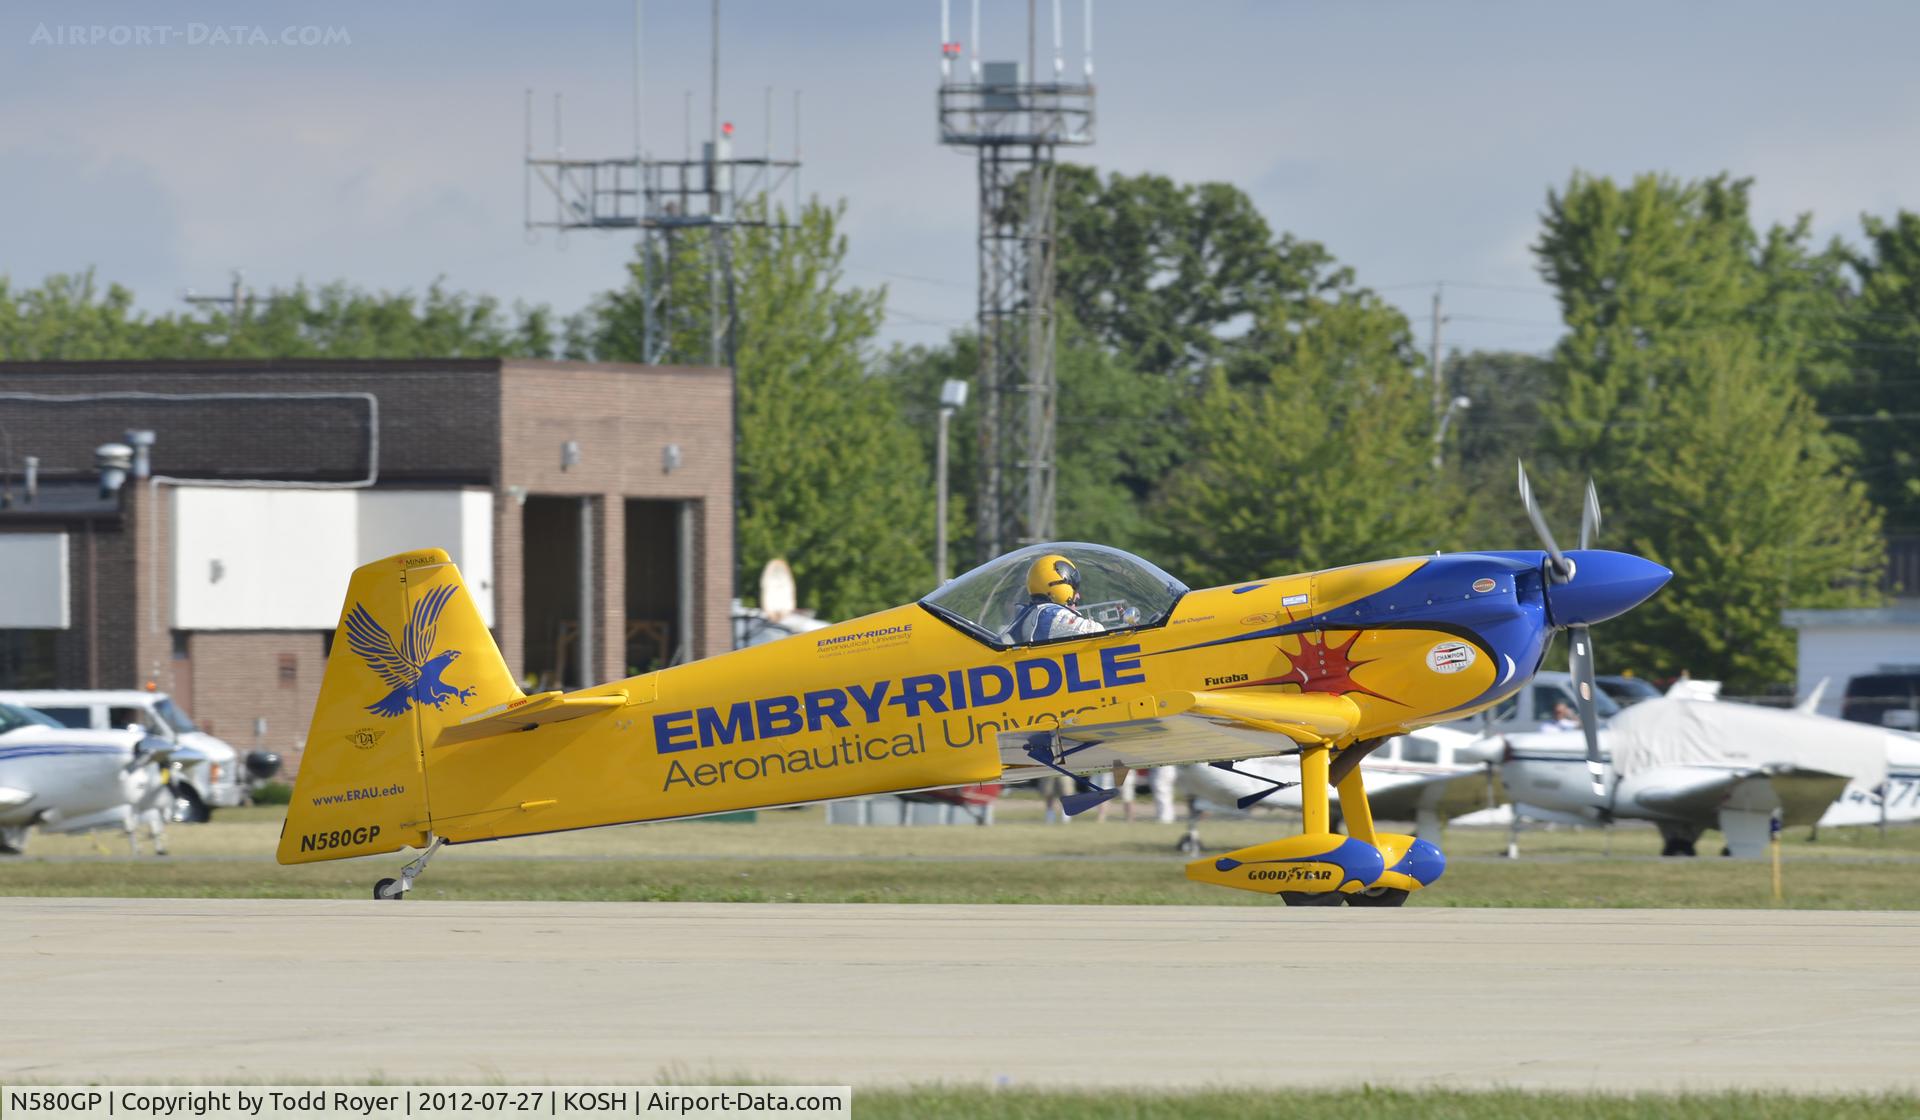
[1499, 694, 1902, 857]
[0, 702, 182, 856]
[1811, 731, 1920, 829]
[1176, 723, 1504, 849]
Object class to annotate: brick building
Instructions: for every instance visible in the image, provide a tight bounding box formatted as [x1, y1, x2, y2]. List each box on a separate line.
[0, 358, 733, 773]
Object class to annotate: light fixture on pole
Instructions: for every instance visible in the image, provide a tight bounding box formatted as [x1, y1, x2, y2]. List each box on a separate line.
[1432, 395, 1471, 470]
[935, 378, 969, 584]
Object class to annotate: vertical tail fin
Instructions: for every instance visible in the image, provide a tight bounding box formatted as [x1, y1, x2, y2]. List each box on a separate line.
[277, 549, 520, 865]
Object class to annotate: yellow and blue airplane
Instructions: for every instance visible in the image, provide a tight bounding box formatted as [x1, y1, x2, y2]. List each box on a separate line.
[279, 470, 1667, 905]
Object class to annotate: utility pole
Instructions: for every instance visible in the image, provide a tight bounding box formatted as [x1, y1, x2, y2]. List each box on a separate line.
[1429, 283, 1446, 423]
[182, 270, 252, 323]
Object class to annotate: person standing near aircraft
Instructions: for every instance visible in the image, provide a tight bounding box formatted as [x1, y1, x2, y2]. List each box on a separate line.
[1004, 555, 1106, 643]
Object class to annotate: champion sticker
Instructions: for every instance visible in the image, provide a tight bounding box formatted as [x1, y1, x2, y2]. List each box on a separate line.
[1427, 641, 1477, 674]
[1472, 577, 1496, 594]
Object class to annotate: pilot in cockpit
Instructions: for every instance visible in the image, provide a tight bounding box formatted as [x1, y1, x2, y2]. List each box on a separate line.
[1004, 554, 1107, 644]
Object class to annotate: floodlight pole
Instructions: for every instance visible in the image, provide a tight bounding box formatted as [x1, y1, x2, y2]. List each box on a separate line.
[935, 378, 969, 584]
[1432, 395, 1471, 470]
[936, 405, 953, 584]
[938, 2, 1094, 560]
[1429, 284, 1447, 427]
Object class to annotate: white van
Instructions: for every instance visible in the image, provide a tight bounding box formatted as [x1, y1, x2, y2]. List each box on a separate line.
[0, 690, 243, 818]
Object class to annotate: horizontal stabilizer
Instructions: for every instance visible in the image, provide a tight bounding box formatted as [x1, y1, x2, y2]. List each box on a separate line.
[435, 690, 628, 747]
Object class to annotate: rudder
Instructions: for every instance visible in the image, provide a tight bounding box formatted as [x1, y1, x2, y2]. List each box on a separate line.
[277, 549, 520, 865]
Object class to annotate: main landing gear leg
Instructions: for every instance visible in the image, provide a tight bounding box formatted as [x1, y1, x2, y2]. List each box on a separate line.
[1299, 743, 1331, 834]
[1337, 766, 1407, 907]
[373, 835, 444, 900]
[1278, 744, 1340, 908]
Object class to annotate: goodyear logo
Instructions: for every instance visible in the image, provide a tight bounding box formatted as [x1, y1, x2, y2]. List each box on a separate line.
[652, 644, 1147, 754]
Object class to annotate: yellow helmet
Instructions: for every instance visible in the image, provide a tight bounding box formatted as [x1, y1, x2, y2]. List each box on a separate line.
[1026, 554, 1081, 605]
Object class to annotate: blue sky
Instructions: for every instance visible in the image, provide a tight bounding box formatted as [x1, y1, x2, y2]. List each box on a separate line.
[5, 1, 1917, 357]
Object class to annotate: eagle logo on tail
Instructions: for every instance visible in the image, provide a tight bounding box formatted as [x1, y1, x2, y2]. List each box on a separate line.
[345, 583, 477, 718]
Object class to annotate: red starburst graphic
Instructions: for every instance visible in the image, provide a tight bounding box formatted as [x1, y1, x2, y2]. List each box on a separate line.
[1221, 630, 1403, 706]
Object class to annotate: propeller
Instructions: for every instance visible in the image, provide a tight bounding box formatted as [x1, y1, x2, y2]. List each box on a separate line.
[1517, 462, 1572, 583]
[1571, 476, 1606, 795]
[1518, 463, 1608, 796]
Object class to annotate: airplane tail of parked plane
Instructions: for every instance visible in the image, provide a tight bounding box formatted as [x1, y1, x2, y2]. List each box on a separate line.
[277, 550, 521, 866]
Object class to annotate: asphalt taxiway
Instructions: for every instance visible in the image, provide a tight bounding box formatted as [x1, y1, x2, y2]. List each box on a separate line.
[3, 899, 1917, 1091]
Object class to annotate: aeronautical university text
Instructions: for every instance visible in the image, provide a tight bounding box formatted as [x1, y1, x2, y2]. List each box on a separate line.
[649, 643, 1148, 792]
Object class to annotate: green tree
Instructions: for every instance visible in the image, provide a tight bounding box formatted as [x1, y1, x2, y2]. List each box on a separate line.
[1836, 211, 1920, 537]
[879, 317, 1184, 575]
[1445, 349, 1556, 549]
[183, 281, 555, 359]
[580, 203, 936, 619]
[1153, 291, 1456, 587]
[1614, 334, 1882, 689]
[0, 272, 156, 360]
[0, 271, 555, 360]
[887, 168, 1399, 577]
[1053, 165, 1347, 379]
[1535, 172, 1884, 689]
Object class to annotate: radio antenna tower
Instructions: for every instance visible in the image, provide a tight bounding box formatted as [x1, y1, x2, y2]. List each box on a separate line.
[524, 0, 801, 367]
[939, 0, 1094, 558]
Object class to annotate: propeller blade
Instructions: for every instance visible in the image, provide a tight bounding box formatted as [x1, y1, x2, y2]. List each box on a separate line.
[1580, 478, 1602, 551]
[1517, 461, 1571, 581]
[1568, 623, 1606, 795]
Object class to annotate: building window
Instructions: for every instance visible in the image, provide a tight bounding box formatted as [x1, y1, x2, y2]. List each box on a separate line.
[0, 630, 58, 689]
[278, 653, 297, 688]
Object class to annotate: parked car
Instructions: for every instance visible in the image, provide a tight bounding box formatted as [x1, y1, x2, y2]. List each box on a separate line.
[0, 690, 242, 820]
[1442, 670, 1622, 736]
[1597, 674, 1664, 708]
[1840, 671, 1920, 730]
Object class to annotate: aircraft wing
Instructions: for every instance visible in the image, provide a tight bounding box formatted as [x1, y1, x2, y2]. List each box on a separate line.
[1620, 765, 1851, 829]
[0, 786, 31, 810]
[1759, 768, 1855, 829]
[996, 689, 1360, 778]
[1363, 766, 1505, 823]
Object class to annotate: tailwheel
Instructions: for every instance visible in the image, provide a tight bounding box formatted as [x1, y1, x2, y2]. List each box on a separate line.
[371, 834, 445, 901]
[1346, 887, 1410, 907]
[1279, 891, 1345, 907]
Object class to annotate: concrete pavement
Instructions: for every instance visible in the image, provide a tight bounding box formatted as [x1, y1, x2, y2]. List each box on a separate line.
[3, 899, 1917, 1091]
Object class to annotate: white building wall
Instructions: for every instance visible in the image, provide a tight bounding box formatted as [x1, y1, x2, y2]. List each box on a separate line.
[174, 488, 494, 630]
[1785, 608, 1920, 719]
[0, 533, 69, 628]
[356, 490, 496, 627]
[173, 490, 357, 629]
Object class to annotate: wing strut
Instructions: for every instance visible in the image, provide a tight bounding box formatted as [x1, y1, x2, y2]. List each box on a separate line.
[1023, 739, 1119, 817]
[1207, 761, 1298, 810]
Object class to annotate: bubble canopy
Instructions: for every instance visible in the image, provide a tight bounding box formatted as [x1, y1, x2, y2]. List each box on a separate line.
[919, 542, 1190, 649]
